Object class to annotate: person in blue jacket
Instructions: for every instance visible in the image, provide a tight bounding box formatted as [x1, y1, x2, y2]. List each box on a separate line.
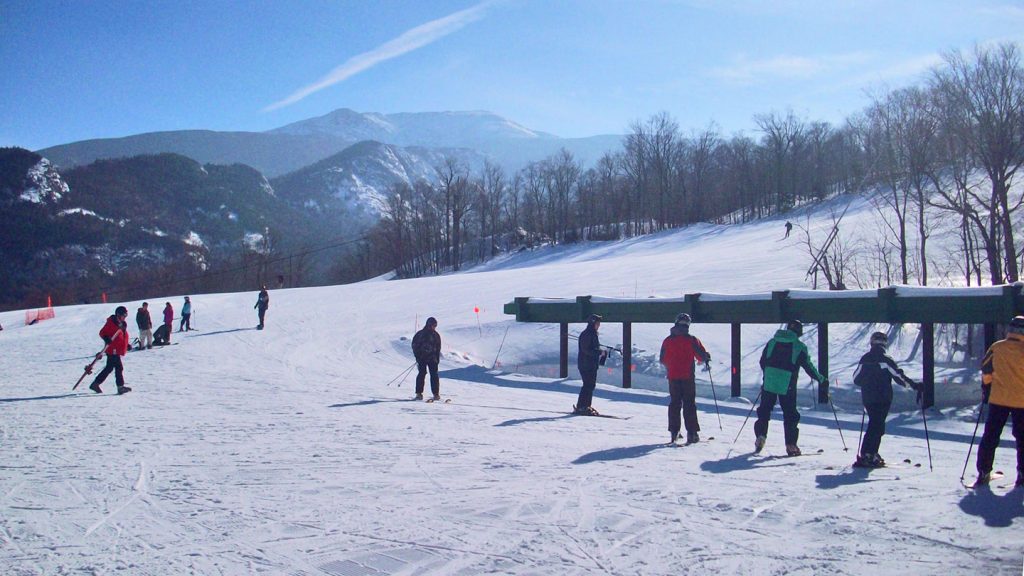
[754, 320, 827, 456]
[179, 296, 192, 332]
[574, 314, 607, 415]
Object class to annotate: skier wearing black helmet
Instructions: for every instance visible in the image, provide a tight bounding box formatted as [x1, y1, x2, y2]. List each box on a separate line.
[852, 331, 921, 468]
[660, 312, 711, 444]
[88, 306, 132, 395]
[974, 316, 1024, 487]
[754, 320, 827, 456]
[574, 314, 606, 415]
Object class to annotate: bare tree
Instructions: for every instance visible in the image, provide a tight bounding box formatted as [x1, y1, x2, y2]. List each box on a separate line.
[932, 42, 1024, 283]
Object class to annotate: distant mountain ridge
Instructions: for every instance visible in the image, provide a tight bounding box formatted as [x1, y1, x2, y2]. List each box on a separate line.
[38, 109, 622, 177]
[270, 140, 487, 224]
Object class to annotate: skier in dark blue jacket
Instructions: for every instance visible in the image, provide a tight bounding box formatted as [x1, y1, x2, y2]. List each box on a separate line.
[574, 314, 607, 415]
[852, 331, 921, 468]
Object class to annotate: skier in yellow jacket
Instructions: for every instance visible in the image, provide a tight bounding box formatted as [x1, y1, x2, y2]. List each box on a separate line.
[975, 316, 1024, 487]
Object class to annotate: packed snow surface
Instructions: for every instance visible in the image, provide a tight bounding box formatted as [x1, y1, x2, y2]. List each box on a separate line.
[2, 193, 1022, 574]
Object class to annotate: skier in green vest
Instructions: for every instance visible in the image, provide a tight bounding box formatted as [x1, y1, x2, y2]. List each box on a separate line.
[753, 320, 827, 456]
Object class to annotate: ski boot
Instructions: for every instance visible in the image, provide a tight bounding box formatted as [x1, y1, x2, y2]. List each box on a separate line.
[670, 431, 679, 444]
[117, 385, 132, 395]
[754, 435, 766, 453]
[686, 432, 700, 445]
[785, 444, 802, 457]
[431, 394, 441, 401]
[975, 471, 993, 486]
[415, 393, 423, 400]
[89, 382, 103, 394]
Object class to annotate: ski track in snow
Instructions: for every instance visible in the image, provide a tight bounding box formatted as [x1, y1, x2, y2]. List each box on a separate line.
[2, 196, 1024, 574]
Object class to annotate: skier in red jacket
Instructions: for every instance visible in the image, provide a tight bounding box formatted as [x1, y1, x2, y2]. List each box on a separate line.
[660, 313, 711, 444]
[89, 306, 132, 395]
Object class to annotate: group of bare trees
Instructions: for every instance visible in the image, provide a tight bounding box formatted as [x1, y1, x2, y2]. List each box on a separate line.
[359, 43, 1023, 289]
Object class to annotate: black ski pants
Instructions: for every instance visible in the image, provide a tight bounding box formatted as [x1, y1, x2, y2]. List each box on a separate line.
[754, 384, 800, 445]
[179, 313, 191, 331]
[257, 307, 267, 327]
[576, 367, 598, 410]
[416, 360, 440, 397]
[668, 378, 700, 434]
[860, 400, 891, 457]
[977, 403, 1024, 476]
[92, 354, 125, 387]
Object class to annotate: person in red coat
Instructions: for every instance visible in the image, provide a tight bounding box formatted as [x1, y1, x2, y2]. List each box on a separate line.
[89, 306, 132, 395]
[162, 302, 174, 343]
[660, 313, 711, 444]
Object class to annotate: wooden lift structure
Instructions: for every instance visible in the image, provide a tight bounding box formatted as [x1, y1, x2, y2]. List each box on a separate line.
[503, 284, 1024, 408]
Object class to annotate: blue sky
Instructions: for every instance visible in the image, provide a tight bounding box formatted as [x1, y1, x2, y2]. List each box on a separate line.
[2, 0, 1022, 150]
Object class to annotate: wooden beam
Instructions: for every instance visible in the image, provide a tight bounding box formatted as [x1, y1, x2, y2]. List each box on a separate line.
[731, 323, 741, 397]
[559, 322, 568, 379]
[817, 323, 829, 404]
[922, 323, 934, 409]
[623, 322, 632, 388]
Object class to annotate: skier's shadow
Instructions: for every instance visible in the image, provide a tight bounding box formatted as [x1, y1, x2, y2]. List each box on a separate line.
[572, 443, 665, 464]
[496, 414, 574, 427]
[0, 393, 80, 403]
[188, 327, 258, 338]
[700, 452, 800, 474]
[328, 398, 411, 409]
[814, 468, 894, 489]
[958, 485, 1024, 527]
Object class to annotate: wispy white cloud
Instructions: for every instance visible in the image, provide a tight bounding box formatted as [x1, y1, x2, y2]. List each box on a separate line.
[708, 52, 873, 85]
[264, 1, 494, 112]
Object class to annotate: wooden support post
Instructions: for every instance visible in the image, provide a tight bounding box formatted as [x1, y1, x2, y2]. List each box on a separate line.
[817, 323, 829, 404]
[622, 322, 632, 388]
[731, 323, 741, 397]
[559, 322, 568, 379]
[984, 323, 996, 353]
[922, 323, 935, 409]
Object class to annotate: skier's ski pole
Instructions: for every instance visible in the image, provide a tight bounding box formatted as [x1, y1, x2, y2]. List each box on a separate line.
[386, 362, 417, 387]
[706, 363, 723, 431]
[73, 328, 121, 390]
[827, 394, 848, 451]
[856, 407, 866, 456]
[920, 400, 933, 471]
[732, 389, 762, 445]
[959, 401, 985, 482]
[492, 324, 511, 369]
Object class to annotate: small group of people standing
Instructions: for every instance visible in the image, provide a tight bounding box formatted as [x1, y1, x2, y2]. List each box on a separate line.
[574, 312, 1024, 484]
[133, 297, 191, 350]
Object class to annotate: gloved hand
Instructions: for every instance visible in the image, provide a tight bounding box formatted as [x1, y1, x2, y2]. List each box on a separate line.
[982, 386, 991, 404]
[703, 361, 712, 372]
[598, 350, 608, 366]
[820, 376, 829, 386]
[94, 352, 103, 361]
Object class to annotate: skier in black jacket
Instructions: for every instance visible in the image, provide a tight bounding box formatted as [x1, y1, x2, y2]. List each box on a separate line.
[254, 286, 269, 329]
[412, 317, 442, 400]
[574, 314, 607, 415]
[852, 331, 921, 468]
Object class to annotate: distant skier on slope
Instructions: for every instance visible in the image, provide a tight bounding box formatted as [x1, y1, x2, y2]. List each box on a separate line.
[660, 313, 711, 444]
[412, 317, 442, 401]
[179, 296, 192, 332]
[754, 320, 827, 456]
[574, 314, 607, 416]
[88, 306, 132, 395]
[852, 331, 921, 468]
[974, 315, 1024, 487]
[255, 285, 269, 330]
